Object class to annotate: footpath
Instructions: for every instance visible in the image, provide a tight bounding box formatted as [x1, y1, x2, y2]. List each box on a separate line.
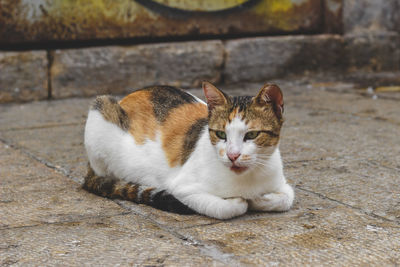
[1, 78, 400, 266]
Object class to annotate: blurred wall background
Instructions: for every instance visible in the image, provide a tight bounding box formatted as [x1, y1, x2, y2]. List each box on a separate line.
[0, 0, 399, 102]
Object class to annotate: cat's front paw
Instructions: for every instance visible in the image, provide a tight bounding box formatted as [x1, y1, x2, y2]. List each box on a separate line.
[216, 197, 248, 220]
[249, 192, 293, 212]
[249, 183, 294, 212]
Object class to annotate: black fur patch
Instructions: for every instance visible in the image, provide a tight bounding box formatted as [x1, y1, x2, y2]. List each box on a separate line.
[181, 118, 208, 164]
[147, 86, 196, 122]
[231, 96, 253, 112]
[152, 190, 195, 214]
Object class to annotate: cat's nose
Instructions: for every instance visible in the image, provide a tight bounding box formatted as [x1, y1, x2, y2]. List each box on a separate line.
[227, 152, 241, 162]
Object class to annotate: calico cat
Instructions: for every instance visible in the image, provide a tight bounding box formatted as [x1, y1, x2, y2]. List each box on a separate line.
[83, 82, 294, 219]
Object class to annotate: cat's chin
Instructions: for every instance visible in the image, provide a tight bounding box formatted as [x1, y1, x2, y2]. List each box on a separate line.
[230, 164, 249, 174]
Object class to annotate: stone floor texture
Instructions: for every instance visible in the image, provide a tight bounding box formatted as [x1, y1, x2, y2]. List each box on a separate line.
[1, 77, 400, 266]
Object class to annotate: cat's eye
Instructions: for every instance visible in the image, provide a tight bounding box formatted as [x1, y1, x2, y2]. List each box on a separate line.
[244, 131, 259, 140]
[264, 130, 278, 137]
[215, 131, 227, 140]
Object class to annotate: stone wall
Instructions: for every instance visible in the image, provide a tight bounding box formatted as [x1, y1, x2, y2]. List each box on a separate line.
[0, 0, 399, 103]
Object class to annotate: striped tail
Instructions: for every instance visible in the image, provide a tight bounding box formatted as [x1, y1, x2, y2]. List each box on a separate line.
[82, 166, 194, 215]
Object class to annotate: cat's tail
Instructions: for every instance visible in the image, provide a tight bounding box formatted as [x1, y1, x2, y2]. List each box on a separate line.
[82, 165, 195, 215]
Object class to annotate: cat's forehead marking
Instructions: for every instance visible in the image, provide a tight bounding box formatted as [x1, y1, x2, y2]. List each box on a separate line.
[228, 107, 239, 122]
[227, 95, 253, 124]
[226, 115, 247, 132]
[231, 96, 253, 112]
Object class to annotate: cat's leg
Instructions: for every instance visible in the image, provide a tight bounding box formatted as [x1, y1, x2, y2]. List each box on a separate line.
[248, 182, 294, 212]
[172, 185, 248, 219]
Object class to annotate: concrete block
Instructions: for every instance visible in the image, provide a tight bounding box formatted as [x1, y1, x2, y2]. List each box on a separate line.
[51, 41, 224, 98]
[343, 0, 400, 33]
[223, 35, 343, 83]
[0, 51, 48, 103]
[344, 32, 400, 71]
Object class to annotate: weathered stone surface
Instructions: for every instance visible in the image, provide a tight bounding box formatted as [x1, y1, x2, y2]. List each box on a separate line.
[344, 32, 400, 71]
[343, 0, 400, 33]
[324, 0, 343, 33]
[51, 41, 224, 98]
[0, 51, 48, 103]
[0, 98, 91, 131]
[0, 125, 87, 182]
[280, 82, 400, 222]
[2, 79, 400, 265]
[343, 71, 400, 88]
[182, 196, 400, 265]
[0, 0, 323, 45]
[223, 35, 343, 83]
[0, 216, 221, 266]
[0, 145, 127, 229]
[116, 200, 219, 229]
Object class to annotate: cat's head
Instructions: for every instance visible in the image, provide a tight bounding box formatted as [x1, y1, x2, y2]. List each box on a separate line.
[203, 82, 284, 175]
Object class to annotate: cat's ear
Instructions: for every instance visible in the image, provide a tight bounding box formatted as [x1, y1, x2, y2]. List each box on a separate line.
[254, 84, 284, 119]
[202, 81, 229, 111]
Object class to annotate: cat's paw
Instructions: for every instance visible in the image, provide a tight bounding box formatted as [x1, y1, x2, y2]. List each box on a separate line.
[249, 183, 294, 212]
[249, 192, 293, 212]
[215, 197, 248, 220]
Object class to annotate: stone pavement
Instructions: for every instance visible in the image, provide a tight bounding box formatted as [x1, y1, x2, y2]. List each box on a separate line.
[1, 78, 400, 266]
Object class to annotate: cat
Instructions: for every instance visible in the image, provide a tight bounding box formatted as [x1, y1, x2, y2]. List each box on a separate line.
[83, 82, 294, 219]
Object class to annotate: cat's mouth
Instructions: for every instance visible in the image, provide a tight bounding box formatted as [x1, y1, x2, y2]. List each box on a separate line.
[230, 164, 248, 174]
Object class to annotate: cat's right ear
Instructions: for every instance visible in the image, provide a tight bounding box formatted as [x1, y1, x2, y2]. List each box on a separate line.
[202, 81, 229, 111]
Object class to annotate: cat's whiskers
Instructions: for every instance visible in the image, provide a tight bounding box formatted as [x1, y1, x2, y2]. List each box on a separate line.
[250, 159, 276, 170]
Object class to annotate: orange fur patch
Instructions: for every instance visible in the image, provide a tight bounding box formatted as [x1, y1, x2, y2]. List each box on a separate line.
[119, 91, 158, 144]
[246, 119, 273, 132]
[228, 107, 239, 122]
[161, 103, 208, 167]
[126, 184, 138, 200]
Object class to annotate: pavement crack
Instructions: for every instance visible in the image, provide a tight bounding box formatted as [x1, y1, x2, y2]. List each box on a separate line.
[181, 221, 223, 230]
[2, 122, 84, 132]
[114, 200, 241, 266]
[295, 186, 400, 225]
[365, 159, 400, 172]
[0, 137, 82, 184]
[0, 211, 131, 231]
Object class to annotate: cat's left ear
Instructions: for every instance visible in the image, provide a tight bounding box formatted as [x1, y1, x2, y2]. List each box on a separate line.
[254, 84, 284, 119]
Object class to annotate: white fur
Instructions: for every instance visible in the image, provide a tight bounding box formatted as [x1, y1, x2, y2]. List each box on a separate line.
[85, 103, 294, 220]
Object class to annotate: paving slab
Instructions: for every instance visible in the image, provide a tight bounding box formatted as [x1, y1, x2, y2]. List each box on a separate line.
[181, 198, 400, 266]
[0, 125, 87, 182]
[0, 214, 222, 266]
[0, 98, 91, 131]
[0, 144, 125, 229]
